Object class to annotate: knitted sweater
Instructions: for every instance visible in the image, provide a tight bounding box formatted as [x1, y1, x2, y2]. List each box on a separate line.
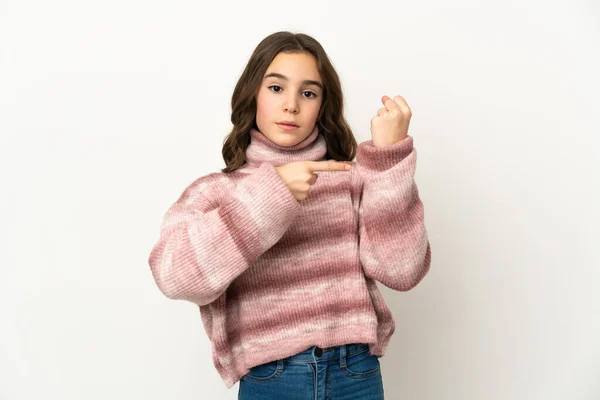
[147, 125, 432, 388]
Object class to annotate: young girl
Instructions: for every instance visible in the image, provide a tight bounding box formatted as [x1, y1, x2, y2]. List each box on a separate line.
[148, 31, 431, 399]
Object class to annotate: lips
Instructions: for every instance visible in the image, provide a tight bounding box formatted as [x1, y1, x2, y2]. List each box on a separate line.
[278, 121, 298, 127]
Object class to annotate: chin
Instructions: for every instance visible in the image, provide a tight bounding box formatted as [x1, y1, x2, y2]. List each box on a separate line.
[274, 135, 301, 147]
[271, 130, 306, 146]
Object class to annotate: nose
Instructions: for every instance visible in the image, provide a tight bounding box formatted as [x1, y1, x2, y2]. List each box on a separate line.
[283, 96, 298, 114]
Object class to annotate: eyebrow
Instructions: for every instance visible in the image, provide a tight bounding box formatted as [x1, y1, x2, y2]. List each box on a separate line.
[263, 72, 323, 90]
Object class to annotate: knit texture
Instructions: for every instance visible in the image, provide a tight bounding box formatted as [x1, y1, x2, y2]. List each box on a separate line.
[148, 124, 432, 388]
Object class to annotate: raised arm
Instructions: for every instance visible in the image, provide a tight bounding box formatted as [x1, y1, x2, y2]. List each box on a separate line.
[354, 135, 431, 291]
[148, 162, 302, 305]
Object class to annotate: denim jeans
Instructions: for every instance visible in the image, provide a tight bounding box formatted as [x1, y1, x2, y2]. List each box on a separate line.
[238, 343, 384, 400]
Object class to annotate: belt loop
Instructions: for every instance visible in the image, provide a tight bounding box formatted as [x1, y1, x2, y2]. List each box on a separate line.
[277, 359, 284, 372]
[339, 344, 347, 367]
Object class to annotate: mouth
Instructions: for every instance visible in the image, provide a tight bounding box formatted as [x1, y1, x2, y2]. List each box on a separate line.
[276, 122, 299, 130]
[277, 121, 298, 126]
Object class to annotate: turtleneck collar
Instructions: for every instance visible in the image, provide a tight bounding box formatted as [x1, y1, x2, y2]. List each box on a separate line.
[245, 124, 327, 167]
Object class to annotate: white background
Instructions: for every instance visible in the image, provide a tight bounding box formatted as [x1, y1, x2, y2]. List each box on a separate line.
[1, 0, 599, 399]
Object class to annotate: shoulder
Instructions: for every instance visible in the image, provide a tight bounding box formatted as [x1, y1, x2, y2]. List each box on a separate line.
[176, 167, 253, 204]
[176, 171, 225, 204]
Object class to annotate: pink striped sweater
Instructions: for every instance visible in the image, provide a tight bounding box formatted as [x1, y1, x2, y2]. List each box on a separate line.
[148, 125, 431, 388]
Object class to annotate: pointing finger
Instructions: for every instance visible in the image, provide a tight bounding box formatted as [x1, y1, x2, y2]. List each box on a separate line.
[306, 160, 352, 172]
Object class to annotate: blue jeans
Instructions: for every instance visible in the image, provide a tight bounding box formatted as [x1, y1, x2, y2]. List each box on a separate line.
[238, 343, 384, 399]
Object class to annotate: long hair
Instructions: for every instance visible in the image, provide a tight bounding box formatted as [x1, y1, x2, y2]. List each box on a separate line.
[221, 31, 357, 173]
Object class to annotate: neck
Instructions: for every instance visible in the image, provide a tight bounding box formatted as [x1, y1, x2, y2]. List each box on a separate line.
[245, 124, 327, 167]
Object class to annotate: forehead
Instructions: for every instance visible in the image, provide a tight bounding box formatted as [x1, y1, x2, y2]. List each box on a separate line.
[265, 52, 321, 81]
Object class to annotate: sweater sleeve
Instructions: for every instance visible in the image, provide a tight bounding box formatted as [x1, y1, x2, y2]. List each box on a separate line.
[147, 162, 303, 306]
[354, 135, 432, 291]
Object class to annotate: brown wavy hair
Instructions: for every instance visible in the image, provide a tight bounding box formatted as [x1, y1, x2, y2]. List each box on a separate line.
[220, 31, 357, 173]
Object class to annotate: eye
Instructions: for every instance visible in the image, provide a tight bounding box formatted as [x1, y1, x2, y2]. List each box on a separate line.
[268, 85, 318, 99]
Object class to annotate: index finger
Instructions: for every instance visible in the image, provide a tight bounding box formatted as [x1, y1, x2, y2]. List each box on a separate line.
[305, 160, 352, 172]
[381, 95, 401, 112]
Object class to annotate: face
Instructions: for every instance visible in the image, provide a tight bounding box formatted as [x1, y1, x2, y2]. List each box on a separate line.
[255, 52, 324, 146]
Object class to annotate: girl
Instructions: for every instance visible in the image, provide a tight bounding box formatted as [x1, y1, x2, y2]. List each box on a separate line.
[148, 31, 431, 399]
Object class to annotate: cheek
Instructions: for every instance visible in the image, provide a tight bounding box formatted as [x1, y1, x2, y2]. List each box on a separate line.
[256, 91, 276, 118]
[308, 101, 322, 120]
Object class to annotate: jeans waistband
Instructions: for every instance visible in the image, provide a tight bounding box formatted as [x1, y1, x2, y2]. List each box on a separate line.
[283, 343, 371, 363]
